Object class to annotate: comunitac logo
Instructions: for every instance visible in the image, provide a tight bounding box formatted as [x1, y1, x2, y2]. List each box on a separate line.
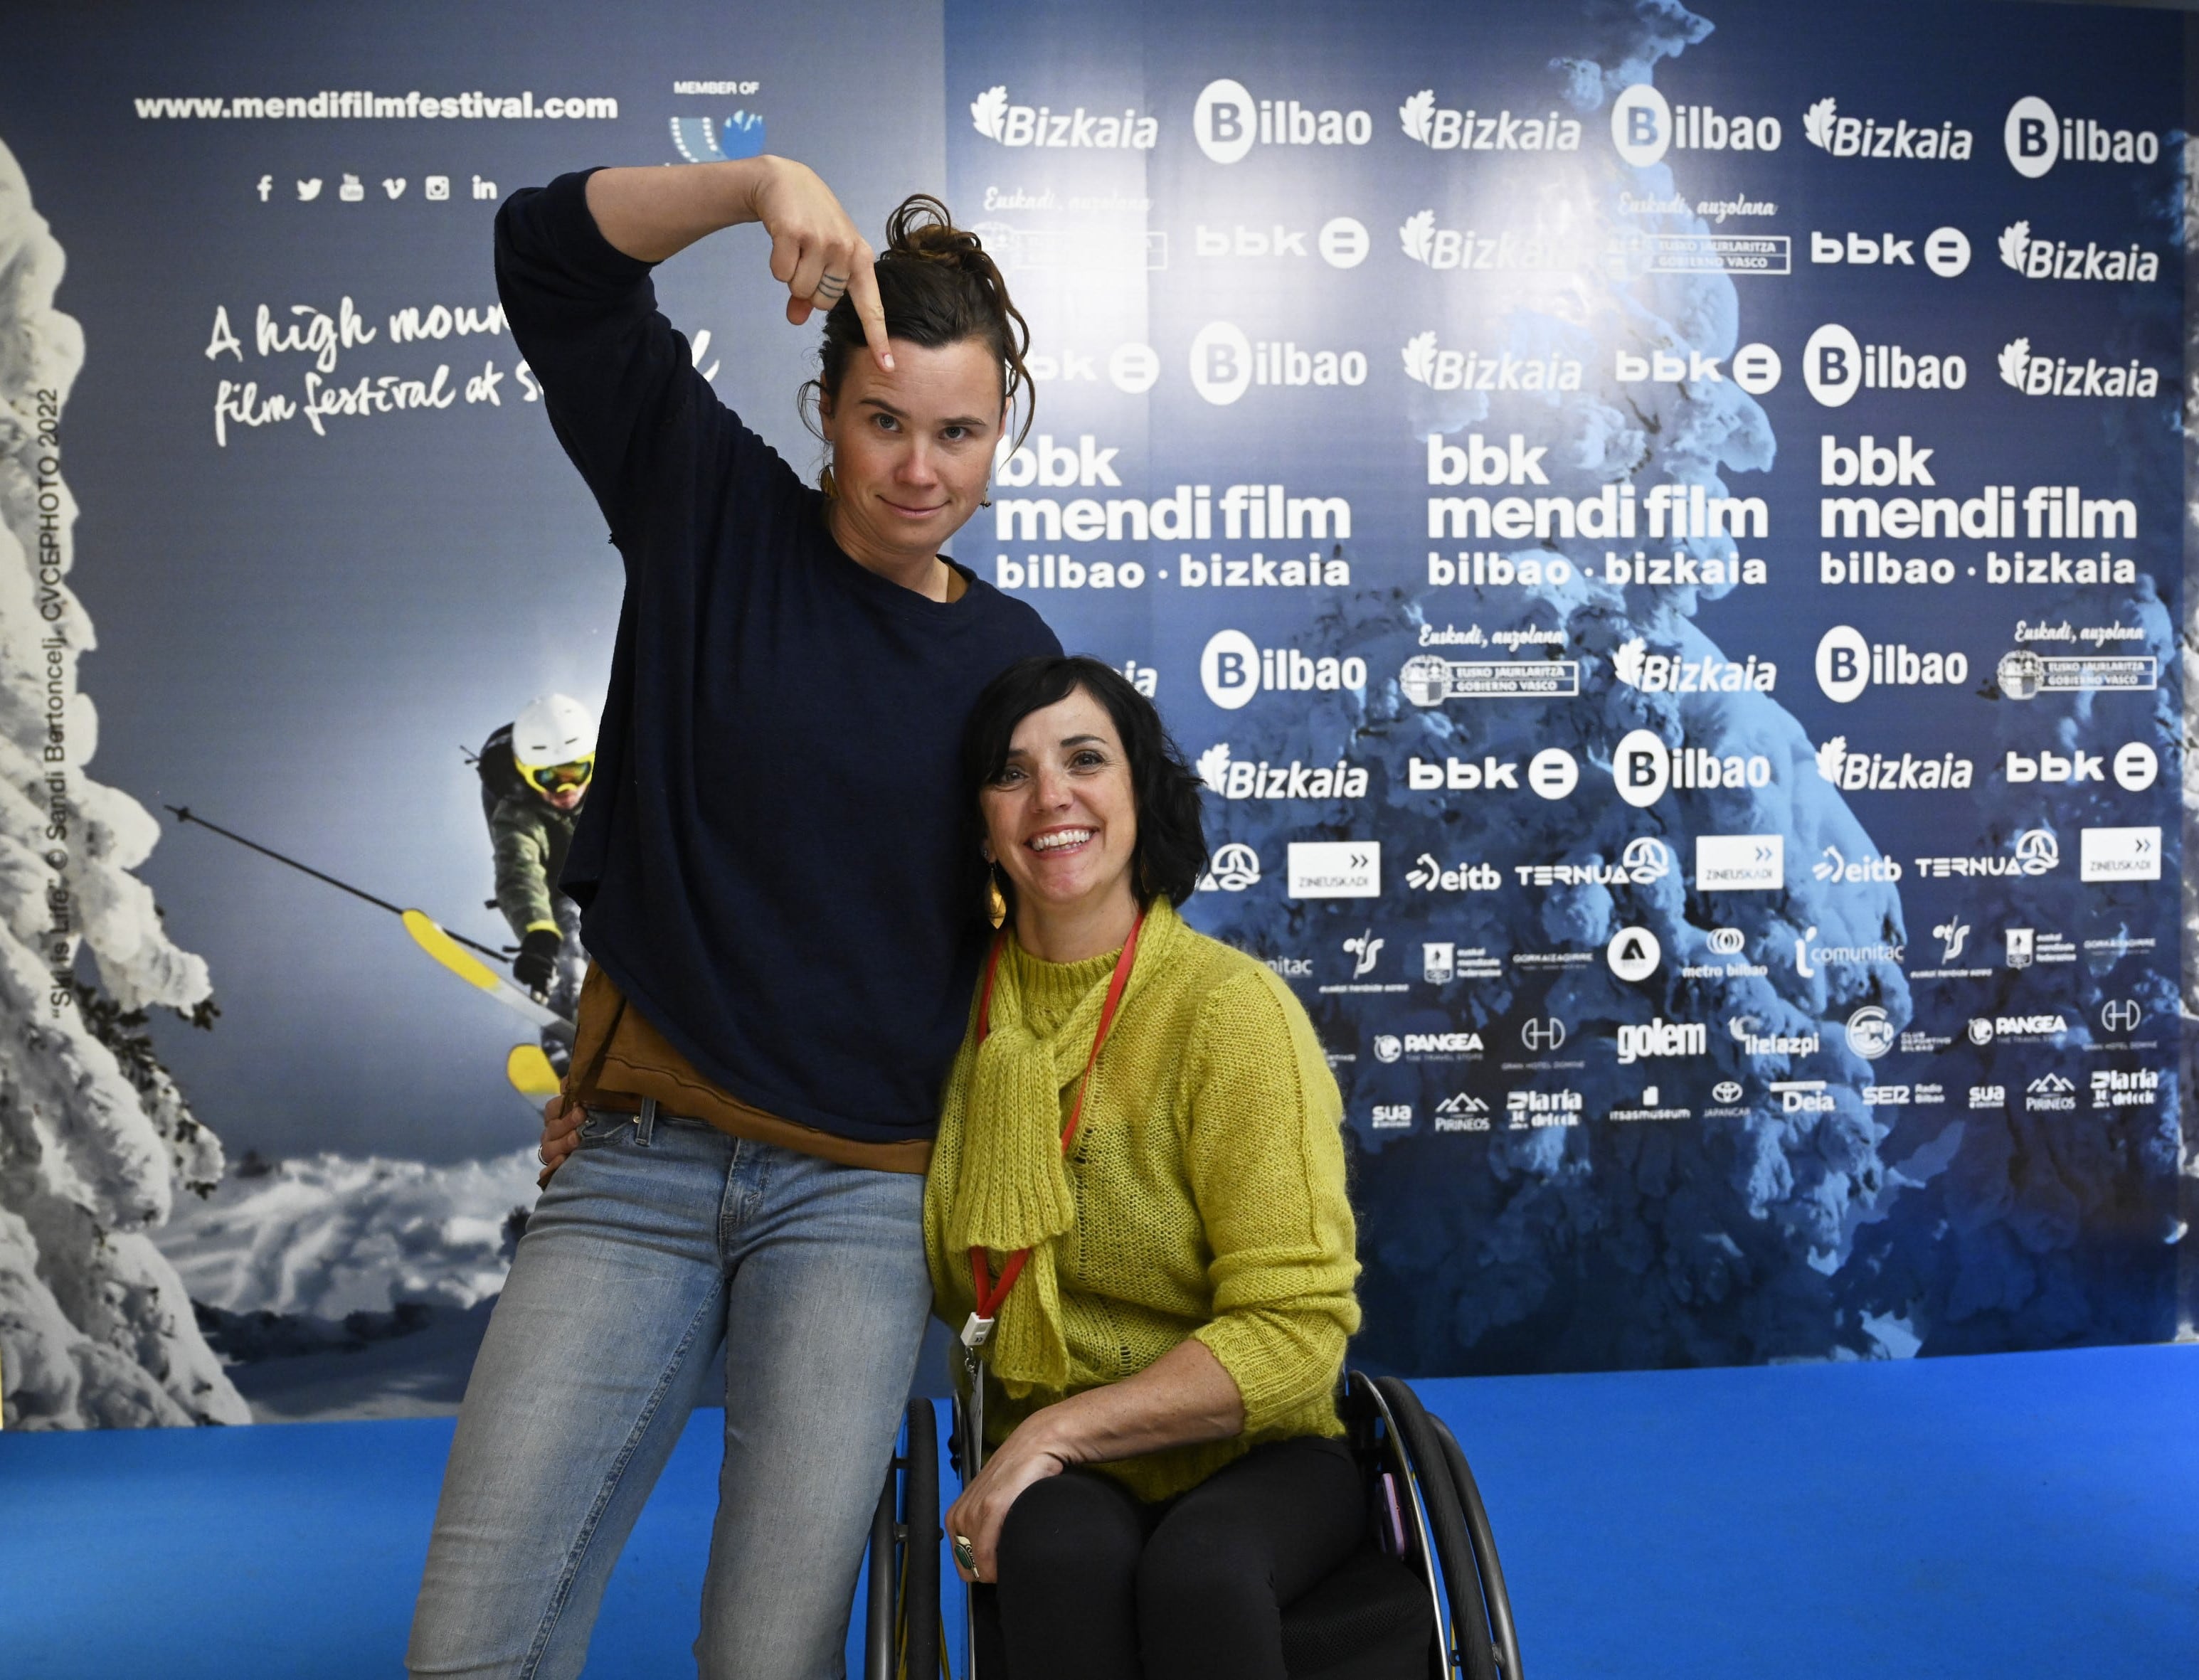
[1996, 338, 2161, 399]
[1611, 84, 1781, 169]
[1194, 79, 1371, 164]
[1399, 90, 1581, 151]
[968, 86, 1156, 149]
[2003, 96, 2160, 178]
[1813, 626, 1969, 702]
[1803, 324, 1966, 407]
[1191, 322, 1366, 405]
[1801, 97, 1971, 159]
[1998, 221, 2159, 284]
[1199, 629, 1365, 708]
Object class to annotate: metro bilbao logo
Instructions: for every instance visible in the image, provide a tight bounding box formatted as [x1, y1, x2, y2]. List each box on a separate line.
[2003, 95, 2160, 176]
[1801, 97, 1972, 159]
[968, 85, 1157, 149]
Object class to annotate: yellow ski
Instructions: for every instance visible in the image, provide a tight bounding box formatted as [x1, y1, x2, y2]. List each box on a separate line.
[403, 909, 571, 1030]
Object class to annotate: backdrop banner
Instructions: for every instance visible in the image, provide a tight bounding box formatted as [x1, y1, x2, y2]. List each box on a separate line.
[0, 0, 2185, 1425]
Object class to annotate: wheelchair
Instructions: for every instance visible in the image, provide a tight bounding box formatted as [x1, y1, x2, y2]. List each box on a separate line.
[862, 1371, 1521, 1680]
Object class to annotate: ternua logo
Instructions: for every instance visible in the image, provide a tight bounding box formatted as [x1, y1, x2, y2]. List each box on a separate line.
[969, 86, 1156, 149]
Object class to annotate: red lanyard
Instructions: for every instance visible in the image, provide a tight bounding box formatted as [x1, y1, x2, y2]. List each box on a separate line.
[961, 910, 1145, 1346]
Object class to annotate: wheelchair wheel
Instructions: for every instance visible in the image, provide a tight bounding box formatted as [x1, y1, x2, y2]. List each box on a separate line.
[1374, 1376, 1500, 1680]
[862, 1398, 943, 1680]
[1429, 1415, 1522, 1680]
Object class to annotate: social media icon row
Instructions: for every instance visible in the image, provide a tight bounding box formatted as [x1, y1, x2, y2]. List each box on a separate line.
[257, 173, 499, 202]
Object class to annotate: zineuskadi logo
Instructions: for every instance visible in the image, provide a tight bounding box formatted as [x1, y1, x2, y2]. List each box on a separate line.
[1813, 626, 1968, 703]
[1196, 743, 1368, 801]
[1801, 96, 1972, 159]
[1814, 736, 1974, 792]
[1191, 322, 1366, 405]
[968, 85, 1156, 149]
[2003, 95, 2160, 178]
[1610, 84, 1781, 169]
[1199, 629, 1365, 709]
[1803, 324, 1965, 408]
[1402, 333, 1581, 393]
[1998, 221, 2159, 285]
[1612, 636, 1775, 693]
[1398, 211, 1584, 272]
[1997, 337, 2161, 399]
[1193, 79, 1371, 164]
[1399, 90, 1581, 151]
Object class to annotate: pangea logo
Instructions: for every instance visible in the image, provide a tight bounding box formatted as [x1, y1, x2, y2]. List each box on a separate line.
[1198, 842, 1261, 892]
[1967, 1011, 2072, 1045]
[2003, 95, 2160, 177]
[1610, 84, 1781, 168]
[1996, 338, 2161, 399]
[1803, 324, 1966, 407]
[1999, 222, 2160, 285]
[1399, 90, 1582, 151]
[1801, 97, 1972, 159]
[968, 85, 1157, 149]
[1813, 626, 1968, 703]
[1190, 322, 1367, 405]
[1194, 78, 1372, 164]
[1200, 629, 1366, 708]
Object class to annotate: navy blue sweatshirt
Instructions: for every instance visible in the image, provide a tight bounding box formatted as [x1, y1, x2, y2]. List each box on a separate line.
[494, 171, 1059, 1144]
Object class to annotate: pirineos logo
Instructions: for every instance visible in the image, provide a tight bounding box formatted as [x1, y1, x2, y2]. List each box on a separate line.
[970, 85, 1156, 149]
[1194, 78, 1370, 164]
[1611, 83, 1781, 168]
[1998, 221, 2159, 283]
[2004, 95, 2160, 177]
[1399, 90, 1581, 151]
[1996, 336, 2161, 398]
[1801, 96, 1972, 159]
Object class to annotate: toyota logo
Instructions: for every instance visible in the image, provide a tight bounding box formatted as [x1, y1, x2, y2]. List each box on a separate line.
[1520, 1017, 1567, 1052]
[1712, 1080, 1743, 1104]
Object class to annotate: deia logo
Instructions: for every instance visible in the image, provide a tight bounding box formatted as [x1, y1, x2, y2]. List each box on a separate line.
[1612, 636, 1775, 693]
[1199, 745, 1371, 802]
[1771, 1079, 1835, 1115]
[1729, 1016, 1822, 1058]
[1190, 322, 1367, 405]
[969, 85, 1157, 149]
[1340, 930, 1384, 979]
[1611, 83, 1781, 169]
[1193, 78, 1371, 164]
[1801, 97, 1972, 160]
[1813, 625, 1968, 703]
[1398, 211, 1583, 272]
[1996, 337, 2161, 399]
[1433, 1093, 1492, 1133]
[1402, 334, 1581, 393]
[1813, 735, 1974, 791]
[1998, 221, 2159, 284]
[1196, 841, 1261, 892]
[1810, 227, 1971, 277]
[1813, 844, 1902, 884]
[1399, 90, 1581, 151]
[2003, 95, 2160, 178]
[1611, 728, 1773, 809]
[1199, 629, 1365, 708]
[1406, 854, 1502, 892]
[1803, 324, 1966, 408]
[1615, 1018, 1707, 1065]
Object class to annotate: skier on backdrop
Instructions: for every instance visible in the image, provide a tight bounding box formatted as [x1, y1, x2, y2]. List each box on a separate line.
[477, 692, 595, 1065]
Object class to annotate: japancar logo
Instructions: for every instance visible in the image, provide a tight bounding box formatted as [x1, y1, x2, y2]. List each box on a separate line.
[1803, 324, 1965, 407]
[1399, 90, 1580, 151]
[1999, 222, 2159, 285]
[2003, 96, 2160, 177]
[1194, 79, 1371, 164]
[1200, 629, 1366, 708]
[1611, 84, 1781, 169]
[969, 86, 1156, 149]
[1997, 338, 2161, 400]
[1801, 97, 1971, 159]
[1813, 626, 1968, 702]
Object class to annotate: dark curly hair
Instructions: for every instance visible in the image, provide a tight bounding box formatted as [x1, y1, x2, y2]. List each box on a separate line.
[960, 656, 1209, 923]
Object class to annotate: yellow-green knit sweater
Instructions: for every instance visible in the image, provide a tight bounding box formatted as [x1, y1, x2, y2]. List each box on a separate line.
[924, 897, 1360, 1503]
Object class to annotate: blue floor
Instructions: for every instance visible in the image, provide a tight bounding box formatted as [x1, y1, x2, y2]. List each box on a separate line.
[4, 1344, 2193, 1678]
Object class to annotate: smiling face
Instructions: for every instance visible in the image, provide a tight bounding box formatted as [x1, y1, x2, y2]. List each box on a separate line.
[980, 686, 1140, 932]
[817, 336, 1005, 575]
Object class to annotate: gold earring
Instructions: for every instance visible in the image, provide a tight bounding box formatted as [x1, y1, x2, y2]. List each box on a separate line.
[980, 489, 992, 507]
[985, 866, 1007, 930]
[820, 462, 838, 499]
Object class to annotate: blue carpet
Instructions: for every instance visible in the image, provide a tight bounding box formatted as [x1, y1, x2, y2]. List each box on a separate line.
[2, 1344, 2192, 1678]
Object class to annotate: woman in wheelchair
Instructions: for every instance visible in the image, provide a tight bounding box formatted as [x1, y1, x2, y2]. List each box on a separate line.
[928, 653, 1364, 1680]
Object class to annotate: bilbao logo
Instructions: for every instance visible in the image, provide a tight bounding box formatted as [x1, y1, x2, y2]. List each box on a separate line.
[1996, 336, 2162, 399]
[1611, 728, 1771, 808]
[1803, 324, 1966, 407]
[1611, 83, 1781, 169]
[1199, 629, 1365, 708]
[2003, 95, 2160, 178]
[1998, 221, 2159, 284]
[1190, 321, 1367, 405]
[1194, 78, 1372, 164]
[1813, 626, 1969, 702]
[969, 85, 1157, 149]
[1801, 96, 1972, 160]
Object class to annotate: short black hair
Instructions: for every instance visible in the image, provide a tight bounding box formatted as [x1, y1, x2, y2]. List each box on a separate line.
[960, 655, 1208, 921]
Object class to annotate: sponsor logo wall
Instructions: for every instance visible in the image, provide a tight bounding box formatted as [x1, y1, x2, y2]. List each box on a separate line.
[951, 0, 2184, 1376]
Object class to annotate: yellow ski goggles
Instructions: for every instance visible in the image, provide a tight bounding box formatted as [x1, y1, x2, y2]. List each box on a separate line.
[520, 754, 594, 792]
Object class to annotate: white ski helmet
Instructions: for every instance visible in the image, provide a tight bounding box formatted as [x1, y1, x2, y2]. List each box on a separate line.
[512, 693, 598, 770]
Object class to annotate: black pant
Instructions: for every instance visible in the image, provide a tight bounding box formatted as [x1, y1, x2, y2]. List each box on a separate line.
[975, 1436, 1365, 1680]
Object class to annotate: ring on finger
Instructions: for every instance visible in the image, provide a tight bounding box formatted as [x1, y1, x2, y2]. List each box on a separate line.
[951, 1533, 977, 1575]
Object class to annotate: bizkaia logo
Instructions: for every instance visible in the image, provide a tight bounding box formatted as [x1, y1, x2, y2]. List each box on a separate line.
[1615, 1018, 1708, 1065]
[2003, 95, 2161, 178]
[1813, 626, 1968, 703]
[1611, 728, 1772, 808]
[968, 85, 1157, 149]
[1199, 629, 1366, 708]
[1399, 90, 1581, 152]
[1813, 736, 1974, 792]
[1810, 227, 1971, 277]
[1998, 221, 2160, 285]
[1801, 97, 1972, 160]
[1402, 333, 1581, 393]
[1190, 323, 1367, 405]
[1803, 324, 1966, 407]
[1996, 337, 2162, 400]
[1198, 744, 1370, 802]
[1610, 83, 1781, 169]
[1398, 211, 1584, 273]
[1193, 78, 1372, 164]
[1612, 636, 1775, 694]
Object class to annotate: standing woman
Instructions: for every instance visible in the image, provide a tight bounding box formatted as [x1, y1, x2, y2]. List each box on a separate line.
[407, 159, 1056, 1679]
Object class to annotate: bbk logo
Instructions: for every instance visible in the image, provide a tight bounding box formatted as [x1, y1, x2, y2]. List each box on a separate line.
[1611, 83, 1782, 169]
[1813, 626, 1969, 703]
[2003, 96, 2161, 178]
[1615, 1018, 1708, 1065]
[1199, 629, 1366, 708]
[1190, 322, 1367, 405]
[1406, 755, 1521, 793]
[1611, 728, 1773, 808]
[1811, 227, 1971, 277]
[1996, 337, 2162, 400]
[1818, 433, 1936, 486]
[1426, 432, 1549, 486]
[1405, 854, 1502, 892]
[2003, 748, 2110, 786]
[1403, 333, 1582, 393]
[1193, 78, 1372, 164]
[1197, 218, 1372, 270]
[1398, 211, 1583, 272]
[1801, 97, 1973, 160]
[1803, 324, 1966, 407]
[1614, 342, 1781, 395]
[1399, 90, 1581, 151]
[1998, 221, 2159, 285]
[1612, 636, 1775, 693]
[968, 86, 1157, 149]
[1814, 736, 1974, 791]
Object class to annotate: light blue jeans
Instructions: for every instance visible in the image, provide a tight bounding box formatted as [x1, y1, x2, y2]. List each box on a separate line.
[407, 1105, 932, 1679]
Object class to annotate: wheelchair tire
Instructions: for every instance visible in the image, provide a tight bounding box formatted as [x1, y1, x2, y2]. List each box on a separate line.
[1374, 1378, 1499, 1680]
[1429, 1416, 1522, 1680]
[902, 1397, 942, 1680]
